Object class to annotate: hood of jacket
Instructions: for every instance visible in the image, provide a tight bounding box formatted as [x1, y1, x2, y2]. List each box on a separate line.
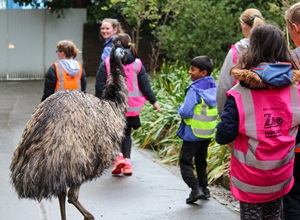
[58, 59, 80, 77]
[190, 76, 217, 107]
[231, 63, 300, 89]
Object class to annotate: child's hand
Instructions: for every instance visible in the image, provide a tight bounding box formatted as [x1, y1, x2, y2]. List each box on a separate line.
[153, 102, 160, 111]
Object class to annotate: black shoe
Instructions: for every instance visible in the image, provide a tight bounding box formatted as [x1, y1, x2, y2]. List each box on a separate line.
[186, 185, 205, 204]
[201, 187, 210, 199]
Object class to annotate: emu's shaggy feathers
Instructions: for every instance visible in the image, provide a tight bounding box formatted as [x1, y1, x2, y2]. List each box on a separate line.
[10, 90, 127, 201]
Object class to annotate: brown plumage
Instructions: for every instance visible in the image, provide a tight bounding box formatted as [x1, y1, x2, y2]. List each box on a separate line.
[10, 43, 128, 220]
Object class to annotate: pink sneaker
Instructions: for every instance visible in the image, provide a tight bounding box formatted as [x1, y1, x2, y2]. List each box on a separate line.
[123, 159, 133, 175]
[111, 154, 125, 175]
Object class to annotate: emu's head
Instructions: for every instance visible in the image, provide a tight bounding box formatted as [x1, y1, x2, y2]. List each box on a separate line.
[109, 41, 126, 75]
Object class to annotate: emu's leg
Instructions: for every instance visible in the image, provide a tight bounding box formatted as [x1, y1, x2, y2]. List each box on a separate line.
[58, 191, 67, 220]
[67, 185, 95, 220]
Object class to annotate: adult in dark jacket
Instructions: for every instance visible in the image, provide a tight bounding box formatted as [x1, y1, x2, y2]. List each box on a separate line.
[41, 40, 87, 102]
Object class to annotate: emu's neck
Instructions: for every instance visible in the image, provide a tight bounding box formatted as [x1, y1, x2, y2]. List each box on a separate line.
[101, 60, 128, 112]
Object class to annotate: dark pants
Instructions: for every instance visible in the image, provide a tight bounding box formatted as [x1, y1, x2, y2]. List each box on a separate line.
[240, 197, 282, 220]
[179, 140, 210, 188]
[120, 116, 141, 159]
[283, 153, 300, 220]
[121, 125, 132, 159]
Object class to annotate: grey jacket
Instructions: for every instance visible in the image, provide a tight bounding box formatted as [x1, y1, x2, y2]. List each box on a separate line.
[216, 38, 249, 116]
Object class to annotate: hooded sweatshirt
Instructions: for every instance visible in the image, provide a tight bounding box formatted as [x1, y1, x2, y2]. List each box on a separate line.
[41, 59, 87, 102]
[177, 76, 217, 142]
[217, 38, 249, 116]
[58, 59, 80, 76]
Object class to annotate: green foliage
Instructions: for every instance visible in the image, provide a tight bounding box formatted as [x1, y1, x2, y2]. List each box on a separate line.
[207, 140, 230, 184]
[155, 0, 290, 66]
[133, 61, 230, 184]
[132, 62, 188, 164]
[87, 1, 116, 24]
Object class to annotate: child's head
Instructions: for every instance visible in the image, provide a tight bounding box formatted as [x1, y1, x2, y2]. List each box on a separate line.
[285, 2, 300, 46]
[240, 24, 291, 69]
[56, 40, 80, 59]
[112, 33, 138, 57]
[100, 18, 123, 40]
[239, 8, 265, 38]
[189, 56, 214, 81]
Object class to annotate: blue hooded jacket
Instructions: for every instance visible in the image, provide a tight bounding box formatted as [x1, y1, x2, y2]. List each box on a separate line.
[177, 76, 217, 142]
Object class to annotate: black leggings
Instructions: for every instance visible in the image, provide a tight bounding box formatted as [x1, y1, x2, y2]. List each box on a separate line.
[240, 197, 282, 220]
[121, 125, 132, 159]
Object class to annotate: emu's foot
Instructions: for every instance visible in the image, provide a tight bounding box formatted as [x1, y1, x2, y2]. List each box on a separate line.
[84, 215, 95, 220]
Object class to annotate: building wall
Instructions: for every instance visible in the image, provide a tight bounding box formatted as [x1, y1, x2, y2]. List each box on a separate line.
[0, 9, 86, 80]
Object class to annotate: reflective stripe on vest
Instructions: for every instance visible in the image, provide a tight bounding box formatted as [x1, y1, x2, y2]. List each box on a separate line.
[227, 83, 300, 201]
[231, 175, 293, 194]
[105, 57, 146, 116]
[233, 144, 295, 171]
[54, 61, 82, 92]
[184, 97, 217, 138]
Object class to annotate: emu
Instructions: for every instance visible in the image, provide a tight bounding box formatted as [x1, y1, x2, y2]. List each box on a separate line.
[10, 43, 128, 220]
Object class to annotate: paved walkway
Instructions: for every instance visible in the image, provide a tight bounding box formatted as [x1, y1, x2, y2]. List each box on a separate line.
[0, 79, 239, 220]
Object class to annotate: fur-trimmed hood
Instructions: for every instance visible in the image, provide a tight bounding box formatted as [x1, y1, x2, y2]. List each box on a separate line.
[231, 63, 300, 89]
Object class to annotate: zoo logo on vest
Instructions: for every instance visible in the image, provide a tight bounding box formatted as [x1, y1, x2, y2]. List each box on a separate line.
[264, 113, 283, 139]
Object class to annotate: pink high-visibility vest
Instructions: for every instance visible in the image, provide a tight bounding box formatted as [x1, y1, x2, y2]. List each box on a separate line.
[227, 83, 300, 203]
[105, 57, 146, 116]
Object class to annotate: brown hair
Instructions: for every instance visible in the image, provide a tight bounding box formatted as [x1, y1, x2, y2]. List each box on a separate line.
[112, 33, 138, 57]
[56, 40, 80, 59]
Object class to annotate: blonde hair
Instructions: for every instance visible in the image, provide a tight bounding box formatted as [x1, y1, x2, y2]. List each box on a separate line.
[240, 8, 265, 28]
[56, 40, 80, 59]
[285, 2, 300, 26]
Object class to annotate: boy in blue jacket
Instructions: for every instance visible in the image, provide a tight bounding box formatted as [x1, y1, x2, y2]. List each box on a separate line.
[178, 56, 217, 204]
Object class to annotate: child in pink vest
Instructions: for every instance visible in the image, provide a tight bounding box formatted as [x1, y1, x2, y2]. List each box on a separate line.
[216, 24, 300, 219]
[283, 3, 300, 219]
[95, 33, 160, 176]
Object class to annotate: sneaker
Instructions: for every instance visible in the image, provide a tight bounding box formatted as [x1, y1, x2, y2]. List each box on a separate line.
[123, 159, 133, 175]
[201, 187, 210, 199]
[111, 154, 125, 175]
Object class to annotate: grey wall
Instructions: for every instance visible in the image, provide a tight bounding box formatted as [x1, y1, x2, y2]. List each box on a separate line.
[0, 9, 86, 80]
